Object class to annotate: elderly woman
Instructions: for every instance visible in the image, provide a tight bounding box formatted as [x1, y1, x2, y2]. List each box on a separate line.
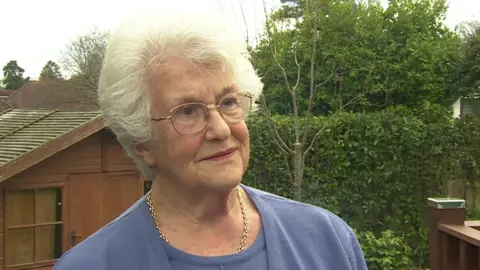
[54, 7, 367, 270]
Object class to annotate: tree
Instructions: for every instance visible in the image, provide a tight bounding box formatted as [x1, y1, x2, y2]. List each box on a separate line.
[2, 60, 30, 90]
[39, 60, 64, 81]
[253, 0, 461, 116]
[253, 0, 365, 201]
[60, 27, 109, 91]
[251, 0, 460, 201]
[254, 0, 377, 200]
[455, 20, 480, 98]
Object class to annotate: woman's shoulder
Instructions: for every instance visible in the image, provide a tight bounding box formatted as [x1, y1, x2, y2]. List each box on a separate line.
[244, 185, 349, 229]
[244, 186, 359, 245]
[244, 185, 367, 269]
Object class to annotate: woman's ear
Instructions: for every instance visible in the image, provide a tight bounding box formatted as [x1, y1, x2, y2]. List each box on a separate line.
[133, 142, 156, 167]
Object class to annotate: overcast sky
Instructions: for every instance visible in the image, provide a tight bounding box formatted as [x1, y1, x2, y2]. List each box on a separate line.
[0, 0, 478, 80]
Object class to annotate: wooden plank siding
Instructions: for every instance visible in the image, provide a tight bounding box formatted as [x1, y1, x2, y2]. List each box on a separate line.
[100, 131, 137, 173]
[0, 129, 141, 270]
[101, 172, 142, 222]
[3, 136, 101, 186]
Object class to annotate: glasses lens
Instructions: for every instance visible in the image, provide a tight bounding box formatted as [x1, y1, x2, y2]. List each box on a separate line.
[172, 103, 207, 134]
[169, 92, 252, 134]
[239, 93, 252, 117]
[220, 93, 251, 122]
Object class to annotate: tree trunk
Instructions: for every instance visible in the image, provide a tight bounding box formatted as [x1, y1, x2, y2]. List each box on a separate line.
[293, 143, 303, 201]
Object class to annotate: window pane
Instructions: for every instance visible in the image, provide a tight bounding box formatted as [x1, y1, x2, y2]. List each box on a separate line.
[36, 188, 62, 223]
[144, 180, 152, 195]
[35, 224, 63, 261]
[7, 228, 34, 265]
[6, 189, 34, 226]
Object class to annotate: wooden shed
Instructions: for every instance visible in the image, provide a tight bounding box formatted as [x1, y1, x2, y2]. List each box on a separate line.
[0, 109, 146, 270]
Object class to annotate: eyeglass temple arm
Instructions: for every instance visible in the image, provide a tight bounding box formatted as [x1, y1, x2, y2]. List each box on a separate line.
[151, 116, 170, 122]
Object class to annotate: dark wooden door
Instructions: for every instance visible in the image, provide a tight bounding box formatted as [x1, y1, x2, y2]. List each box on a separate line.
[101, 172, 142, 223]
[68, 173, 104, 247]
[67, 172, 141, 248]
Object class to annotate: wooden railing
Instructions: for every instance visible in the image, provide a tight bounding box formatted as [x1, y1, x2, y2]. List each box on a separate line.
[428, 198, 480, 270]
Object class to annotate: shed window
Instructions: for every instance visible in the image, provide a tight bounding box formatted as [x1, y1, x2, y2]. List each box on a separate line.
[144, 180, 152, 195]
[6, 187, 63, 266]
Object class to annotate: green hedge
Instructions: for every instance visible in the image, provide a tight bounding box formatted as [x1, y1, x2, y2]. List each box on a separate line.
[356, 230, 413, 270]
[243, 105, 480, 267]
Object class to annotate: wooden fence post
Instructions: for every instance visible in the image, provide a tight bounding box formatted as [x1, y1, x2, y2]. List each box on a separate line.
[428, 198, 466, 270]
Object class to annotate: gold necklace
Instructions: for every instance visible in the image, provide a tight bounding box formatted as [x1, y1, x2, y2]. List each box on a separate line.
[146, 186, 249, 253]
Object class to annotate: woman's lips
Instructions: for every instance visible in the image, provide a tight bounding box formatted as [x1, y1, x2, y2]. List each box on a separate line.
[204, 148, 236, 161]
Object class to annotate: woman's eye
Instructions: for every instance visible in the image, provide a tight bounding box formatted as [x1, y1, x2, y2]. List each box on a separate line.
[177, 105, 201, 116]
[221, 97, 239, 109]
[180, 107, 195, 115]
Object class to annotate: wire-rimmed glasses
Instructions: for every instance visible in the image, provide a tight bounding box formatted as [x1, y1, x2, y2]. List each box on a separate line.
[151, 92, 253, 135]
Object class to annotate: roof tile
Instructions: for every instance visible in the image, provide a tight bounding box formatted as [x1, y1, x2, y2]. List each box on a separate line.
[0, 109, 101, 166]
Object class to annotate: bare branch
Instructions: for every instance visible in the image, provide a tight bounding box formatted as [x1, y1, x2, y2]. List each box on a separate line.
[283, 152, 294, 184]
[261, 0, 299, 96]
[302, 63, 338, 114]
[314, 65, 337, 91]
[308, 10, 319, 99]
[216, 0, 225, 14]
[300, 147, 306, 182]
[253, 122, 293, 183]
[300, 3, 320, 147]
[303, 93, 361, 156]
[304, 79, 393, 156]
[291, 46, 303, 144]
[267, 46, 298, 150]
[238, 0, 250, 46]
[269, 37, 301, 143]
[271, 45, 292, 92]
[293, 45, 302, 91]
[289, 47, 301, 142]
[261, 0, 301, 147]
[259, 94, 294, 154]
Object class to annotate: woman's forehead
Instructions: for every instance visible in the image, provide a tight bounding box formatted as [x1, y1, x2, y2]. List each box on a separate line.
[149, 56, 226, 79]
[173, 85, 238, 103]
[149, 64, 238, 108]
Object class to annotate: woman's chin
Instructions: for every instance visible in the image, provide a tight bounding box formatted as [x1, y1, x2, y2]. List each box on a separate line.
[199, 173, 243, 190]
[196, 162, 244, 185]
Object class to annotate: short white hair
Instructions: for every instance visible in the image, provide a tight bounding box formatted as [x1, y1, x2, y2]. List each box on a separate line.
[98, 8, 264, 180]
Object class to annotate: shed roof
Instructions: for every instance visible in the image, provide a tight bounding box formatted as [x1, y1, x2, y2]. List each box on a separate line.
[0, 109, 104, 182]
[0, 100, 11, 112]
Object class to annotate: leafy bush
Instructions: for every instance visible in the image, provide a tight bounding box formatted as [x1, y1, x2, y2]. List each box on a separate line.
[357, 230, 413, 270]
[243, 106, 480, 267]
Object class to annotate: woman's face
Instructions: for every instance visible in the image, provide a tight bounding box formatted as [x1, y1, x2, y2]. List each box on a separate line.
[135, 57, 250, 191]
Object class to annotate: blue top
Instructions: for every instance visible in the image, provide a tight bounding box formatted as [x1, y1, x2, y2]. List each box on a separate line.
[166, 224, 267, 269]
[54, 185, 367, 270]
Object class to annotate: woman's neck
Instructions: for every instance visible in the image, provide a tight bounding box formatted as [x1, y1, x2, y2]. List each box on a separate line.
[150, 178, 240, 227]
[148, 178, 262, 256]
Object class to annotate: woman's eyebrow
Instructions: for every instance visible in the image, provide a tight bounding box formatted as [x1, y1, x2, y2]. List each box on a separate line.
[170, 85, 238, 106]
[218, 85, 237, 97]
[172, 94, 199, 105]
